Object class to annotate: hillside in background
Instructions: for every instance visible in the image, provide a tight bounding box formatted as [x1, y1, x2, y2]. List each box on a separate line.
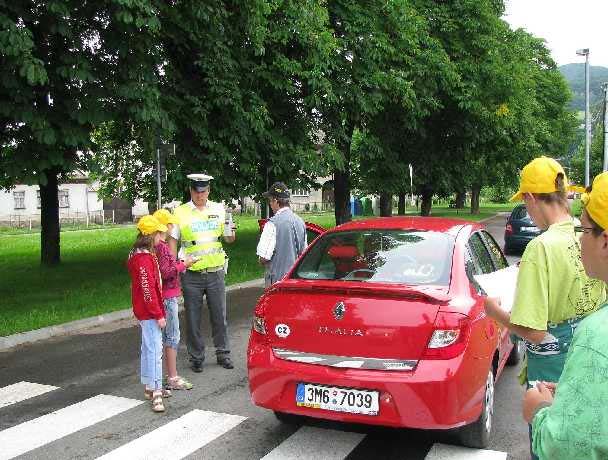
[559, 63, 608, 111]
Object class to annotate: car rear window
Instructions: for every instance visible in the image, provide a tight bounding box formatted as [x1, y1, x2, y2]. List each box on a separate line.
[513, 205, 529, 220]
[293, 229, 454, 286]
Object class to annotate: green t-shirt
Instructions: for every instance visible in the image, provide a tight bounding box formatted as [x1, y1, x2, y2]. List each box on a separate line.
[532, 303, 608, 459]
[510, 220, 605, 330]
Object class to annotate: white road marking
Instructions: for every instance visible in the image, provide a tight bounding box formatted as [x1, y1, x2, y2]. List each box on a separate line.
[96, 409, 246, 460]
[425, 443, 508, 460]
[0, 381, 59, 409]
[261, 425, 365, 460]
[0, 394, 142, 460]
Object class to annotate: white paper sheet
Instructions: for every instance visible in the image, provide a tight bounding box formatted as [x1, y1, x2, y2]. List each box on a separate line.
[474, 265, 519, 312]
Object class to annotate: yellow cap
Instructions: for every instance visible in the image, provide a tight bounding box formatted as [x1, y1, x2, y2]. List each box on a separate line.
[152, 209, 178, 226]
[510, 156, 567, 202]
[137, 215, 168, 235]
[583, 172, 608, 230]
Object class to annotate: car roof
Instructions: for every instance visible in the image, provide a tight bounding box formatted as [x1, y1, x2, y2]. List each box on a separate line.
[328, 216, 480, 237]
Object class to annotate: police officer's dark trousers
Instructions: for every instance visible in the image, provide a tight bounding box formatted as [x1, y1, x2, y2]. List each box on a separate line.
[181, 269, 230, 363]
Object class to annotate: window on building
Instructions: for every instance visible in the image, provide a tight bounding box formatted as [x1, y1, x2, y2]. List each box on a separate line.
[36, 190, 41, 209]
[292, 189, 310, 197]
[58, 189, 70, 208]
[13, 191, 25, 210]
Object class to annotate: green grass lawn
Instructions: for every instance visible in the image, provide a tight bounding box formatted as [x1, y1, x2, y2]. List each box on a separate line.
[0, 214, 337, 336]
[0, 206, 513, 336]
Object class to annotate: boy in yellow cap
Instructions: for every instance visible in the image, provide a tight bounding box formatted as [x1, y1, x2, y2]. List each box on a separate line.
[484, 157, 605, 459]
[152, 209, 195, 391]
[523, 172, 608, 459]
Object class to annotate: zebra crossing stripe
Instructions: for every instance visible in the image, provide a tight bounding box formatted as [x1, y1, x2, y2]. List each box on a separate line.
[424, 443, 508, 460]
[261, 425, 365, 460]
[0, 394, 142, 460]
[0, 381, 59, 409]
[96, 409, 246, 460]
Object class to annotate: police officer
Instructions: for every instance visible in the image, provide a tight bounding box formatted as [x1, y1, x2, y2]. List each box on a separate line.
[168, 174, 235, 372]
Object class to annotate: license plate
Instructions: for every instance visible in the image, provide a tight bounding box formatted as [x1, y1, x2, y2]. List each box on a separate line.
[521, 226, 539, 233]
[295, 383, 379, 416]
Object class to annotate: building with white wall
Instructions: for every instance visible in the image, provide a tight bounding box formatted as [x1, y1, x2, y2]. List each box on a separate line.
[0, 171, 148, 226]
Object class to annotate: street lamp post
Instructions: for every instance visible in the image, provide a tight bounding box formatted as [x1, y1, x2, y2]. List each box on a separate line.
[577, 48, 591, 186]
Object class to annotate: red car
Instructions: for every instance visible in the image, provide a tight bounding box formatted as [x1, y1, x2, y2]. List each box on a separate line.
[247, 217, 521, 448]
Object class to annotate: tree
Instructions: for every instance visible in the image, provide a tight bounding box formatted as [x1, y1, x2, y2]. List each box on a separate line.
[318, 0, 447, 223]
[0, 1, 164, 265]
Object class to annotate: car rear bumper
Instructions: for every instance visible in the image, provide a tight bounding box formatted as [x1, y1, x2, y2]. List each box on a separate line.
[504, 234, 535, 249]
[247, 335, 485, 430]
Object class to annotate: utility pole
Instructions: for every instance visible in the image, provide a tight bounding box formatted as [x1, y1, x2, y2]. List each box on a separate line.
[603, 83, 608, 172]
[577, 48, 591, 186]
[156, 146, 162, 210]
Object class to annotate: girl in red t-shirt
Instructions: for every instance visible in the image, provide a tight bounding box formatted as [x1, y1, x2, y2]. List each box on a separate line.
[127, 215, 168, 412]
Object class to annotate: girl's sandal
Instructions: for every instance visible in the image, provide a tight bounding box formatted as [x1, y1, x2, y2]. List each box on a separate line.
[166, 376, 193, 390]
[151, 392, 165, 412]
[144, 388, 172, 400]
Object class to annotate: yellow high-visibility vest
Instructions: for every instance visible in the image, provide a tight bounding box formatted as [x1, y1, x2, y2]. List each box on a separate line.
[174, 201, 225, 271]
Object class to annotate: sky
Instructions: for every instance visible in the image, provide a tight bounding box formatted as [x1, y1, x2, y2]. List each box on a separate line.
[504, 0, 608, 68]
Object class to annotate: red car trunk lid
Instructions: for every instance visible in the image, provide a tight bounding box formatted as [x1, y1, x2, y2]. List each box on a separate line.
[263, 282, 448, 361]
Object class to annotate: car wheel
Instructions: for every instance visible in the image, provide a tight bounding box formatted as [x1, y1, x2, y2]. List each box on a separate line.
[458, 369, 494, 448]
[506, 337, 524, 366]
[274, 411, 302, 425]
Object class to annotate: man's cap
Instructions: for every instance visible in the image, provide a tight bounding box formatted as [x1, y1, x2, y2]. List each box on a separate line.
[582, 172, 608, 230]
[137, 215, 168, 235]
[262, 182, 290, 199]
[187, 173, 214, 192]
[152, 208, 178, 226]
[510, 156, 568, 202]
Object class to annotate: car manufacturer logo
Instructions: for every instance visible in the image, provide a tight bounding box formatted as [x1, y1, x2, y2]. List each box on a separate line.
[333, 302, 346, 320]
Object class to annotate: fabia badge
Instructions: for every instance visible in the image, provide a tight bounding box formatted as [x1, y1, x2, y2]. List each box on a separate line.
[333, 302, 346, 320]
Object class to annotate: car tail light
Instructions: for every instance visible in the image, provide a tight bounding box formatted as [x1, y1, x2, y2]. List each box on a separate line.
[505, 223, 513, 235]
[252, 315, 267, 335]
[423, 312, 471, 360]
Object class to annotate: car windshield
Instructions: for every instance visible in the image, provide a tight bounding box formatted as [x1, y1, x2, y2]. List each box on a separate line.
[293, 229, 454, 285]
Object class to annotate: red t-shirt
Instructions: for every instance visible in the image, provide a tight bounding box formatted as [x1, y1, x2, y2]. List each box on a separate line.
[127, 250, 165, 320]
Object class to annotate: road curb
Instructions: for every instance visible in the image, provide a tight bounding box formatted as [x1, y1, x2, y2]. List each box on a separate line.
[0, 278, 264, 352]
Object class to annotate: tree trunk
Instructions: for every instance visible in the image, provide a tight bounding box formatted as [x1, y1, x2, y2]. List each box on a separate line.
[470, 184, 481, 215]
[420, 186, 433, 216]
[397, 193, 406, 215]
[333, 167, 352, 225]
[379, 192, 392, 216]
[40, 168, 61, 266]
[455, 190, 466, 209]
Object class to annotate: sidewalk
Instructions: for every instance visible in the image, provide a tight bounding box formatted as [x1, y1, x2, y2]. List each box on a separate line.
[0, 278, 264, 352]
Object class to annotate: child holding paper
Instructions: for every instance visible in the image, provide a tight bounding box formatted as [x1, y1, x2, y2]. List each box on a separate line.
[484, 157, 605, 459]
[522, 172, 608, 459]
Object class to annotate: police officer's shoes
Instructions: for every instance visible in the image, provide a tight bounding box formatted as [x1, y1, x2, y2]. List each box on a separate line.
[217, 356, 234, 369]
[191, 361, 203, 373]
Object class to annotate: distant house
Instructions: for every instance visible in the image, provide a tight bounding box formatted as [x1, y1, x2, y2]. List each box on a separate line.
[240, 176, 334, 214]
[0, 171, 148, 227]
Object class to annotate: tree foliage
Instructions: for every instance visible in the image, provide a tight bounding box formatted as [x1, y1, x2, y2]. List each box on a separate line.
[1, 0, 578, 265]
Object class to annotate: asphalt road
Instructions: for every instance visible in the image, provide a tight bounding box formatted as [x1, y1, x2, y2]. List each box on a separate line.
[0, 213, 530, 460]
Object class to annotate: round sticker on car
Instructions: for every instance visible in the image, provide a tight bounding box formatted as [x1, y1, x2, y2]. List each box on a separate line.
[275, 324, 291, 338]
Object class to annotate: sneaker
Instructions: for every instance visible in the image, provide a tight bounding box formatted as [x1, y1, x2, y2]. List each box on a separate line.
[166, 376, 193, 390]
[151, 391, 165, 412]
[217, 356, 234, 369]
[144, 388, 172, 400]
[191, 361, 203, 373]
